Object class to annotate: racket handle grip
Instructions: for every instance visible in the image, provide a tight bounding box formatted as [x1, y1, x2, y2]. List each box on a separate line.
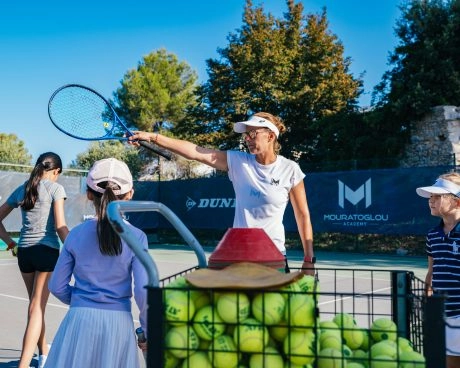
[136, 327, 146, 343]
[139, 140, 172, 160]
[136, 327, 147, 360]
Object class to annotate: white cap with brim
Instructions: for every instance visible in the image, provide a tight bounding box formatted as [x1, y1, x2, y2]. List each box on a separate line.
[416, 178, 460, 198]
[234, 115, 280, 138]
[86, 158, 133, 196]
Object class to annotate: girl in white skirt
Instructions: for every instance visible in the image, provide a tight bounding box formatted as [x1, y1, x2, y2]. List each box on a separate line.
[45, 158, 148, 367]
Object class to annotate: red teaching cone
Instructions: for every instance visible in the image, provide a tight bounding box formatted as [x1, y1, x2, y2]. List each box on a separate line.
[208, 228, 285, 270]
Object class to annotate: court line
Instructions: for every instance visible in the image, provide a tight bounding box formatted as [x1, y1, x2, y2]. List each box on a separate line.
[0, 293, 69, 310]
[318, 286, 392, 306]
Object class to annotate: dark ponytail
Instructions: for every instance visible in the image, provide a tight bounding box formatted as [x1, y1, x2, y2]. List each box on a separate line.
[20, 152, 63, 211]
[88, 182, 125, 256]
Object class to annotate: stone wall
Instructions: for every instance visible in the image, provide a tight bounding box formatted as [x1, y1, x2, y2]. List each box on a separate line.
[400, 105, 460, 168]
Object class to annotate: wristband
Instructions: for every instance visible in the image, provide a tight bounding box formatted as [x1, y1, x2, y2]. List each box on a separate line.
[303, 256, 316, 264]
[7, 241, 16, 250]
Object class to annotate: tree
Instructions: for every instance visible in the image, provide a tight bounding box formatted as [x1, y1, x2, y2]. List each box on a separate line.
[69, 141, 143, 179]
[176, 0, 362, 161]
[359, 0, 460, 167]
[112, 49, 198, 133]
[0, 133, 32, 171]
[372, 0, 460, 124]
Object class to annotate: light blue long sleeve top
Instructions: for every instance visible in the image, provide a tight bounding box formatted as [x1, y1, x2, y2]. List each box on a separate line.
[48, 218, 149, 333]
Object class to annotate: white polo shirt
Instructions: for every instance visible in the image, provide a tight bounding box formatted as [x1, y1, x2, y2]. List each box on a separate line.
[227, 150, 305, 253]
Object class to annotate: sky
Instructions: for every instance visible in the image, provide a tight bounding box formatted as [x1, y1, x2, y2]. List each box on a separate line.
[0, 1, 402, 167]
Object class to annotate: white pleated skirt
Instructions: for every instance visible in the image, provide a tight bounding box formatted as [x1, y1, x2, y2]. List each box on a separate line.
[44, 307, 141, 368]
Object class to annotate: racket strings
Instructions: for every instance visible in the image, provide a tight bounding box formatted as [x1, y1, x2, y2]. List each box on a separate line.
[49, 87, 121, 140]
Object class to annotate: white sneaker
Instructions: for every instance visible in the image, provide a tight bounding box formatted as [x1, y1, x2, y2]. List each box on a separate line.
[38, 354, 47, 368]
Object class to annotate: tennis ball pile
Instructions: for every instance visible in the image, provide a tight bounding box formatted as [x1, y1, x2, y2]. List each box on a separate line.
[162, 275, 425, 368]
[319, 314, 426, 368]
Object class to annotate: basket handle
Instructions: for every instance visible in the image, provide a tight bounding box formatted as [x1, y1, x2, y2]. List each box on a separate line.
[107, 200, 207, 287]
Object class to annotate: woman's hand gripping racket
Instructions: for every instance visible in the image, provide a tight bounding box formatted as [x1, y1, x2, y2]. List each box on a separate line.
[48, 84, 172, 160]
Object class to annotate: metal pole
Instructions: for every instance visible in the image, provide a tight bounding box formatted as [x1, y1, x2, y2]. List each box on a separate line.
[423, 294, 446, 368]
[391, 271, 410, 338]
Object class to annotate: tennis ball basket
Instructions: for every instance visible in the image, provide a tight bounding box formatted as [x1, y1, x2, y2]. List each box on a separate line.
[107, 200, 447, 368]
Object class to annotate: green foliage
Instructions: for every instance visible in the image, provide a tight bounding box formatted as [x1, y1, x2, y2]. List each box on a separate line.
[356, 0, 460, 168]
[69, 141, 143, 179]
[372, 0, 460, 123]
[112, 48, 198, 132]
[177, 0, 362, 159]
[0, 133, 32, 171]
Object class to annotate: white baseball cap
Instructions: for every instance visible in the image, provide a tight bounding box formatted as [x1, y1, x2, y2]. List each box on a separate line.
[234, 115, 280, 138]
[86, 158, 133, 195]
[416, 178, 460, 198]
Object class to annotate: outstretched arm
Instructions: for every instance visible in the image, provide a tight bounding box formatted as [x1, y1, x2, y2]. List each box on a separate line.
[128, 131, 229, 172]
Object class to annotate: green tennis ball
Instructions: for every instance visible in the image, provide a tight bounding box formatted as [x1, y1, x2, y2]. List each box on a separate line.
[277, 281, 302, 300]
[193, 305, 226, 340]
[190, 289, 211, 310]
[317, 347, 345, 368]
[343, 326, 364, 350]
[370, 341, 397, 359]
[249, 346, 284, 368]
[360, 328, 371, 351]
[333, 313, 357, 328]
[371, 355, 397, 368]
[285, 294, 316, 328]
[233, 317, 269, 353]
[208, 334, 240, 368]
[296, 274, 319, 293]
[284, 363, 314, 368]
[351, 349, 369, 368]
[399, 350, 425, 368]
[283, 330, 315, 366]
[216, 292, 250, 323]
[164, 350, 180, 368]
[165, 276, 189, 288]
[370, 318, 397, 342]
[252, 292, 285, 325]
[342, 344, 353, 359]
[320, 320, 340, 332]
[353, 348, 369, 359]
[268, 320, 289, 342]
[320, 330, 342, 350]
[164, 290, 196, 325]
[165, 325, 199, 359]
[347, 363, 366, 368]
[182, 351, 212, 368]
[397, 337, 414, 353]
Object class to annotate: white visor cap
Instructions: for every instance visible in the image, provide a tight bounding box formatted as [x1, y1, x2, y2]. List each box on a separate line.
[87, 158, 133, 196]
[416, 178, 460, 198]
[234, 116, 280, 138]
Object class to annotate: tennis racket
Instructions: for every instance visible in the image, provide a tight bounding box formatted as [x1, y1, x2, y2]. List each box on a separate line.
[48, 84, 172, 160]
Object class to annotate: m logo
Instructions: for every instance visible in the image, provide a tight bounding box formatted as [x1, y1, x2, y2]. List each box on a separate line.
[338, 178, 372, 208]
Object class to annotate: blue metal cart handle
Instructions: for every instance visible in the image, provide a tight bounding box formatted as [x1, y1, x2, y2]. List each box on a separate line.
[107, 200, 207, 287]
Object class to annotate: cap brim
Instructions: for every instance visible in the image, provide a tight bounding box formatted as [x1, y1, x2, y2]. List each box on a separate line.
[416, 186, 451, 198]
[234, 121, 253, 133]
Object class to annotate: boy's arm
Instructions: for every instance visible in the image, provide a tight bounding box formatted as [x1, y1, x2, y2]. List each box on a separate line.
[425, 256, 433, 296]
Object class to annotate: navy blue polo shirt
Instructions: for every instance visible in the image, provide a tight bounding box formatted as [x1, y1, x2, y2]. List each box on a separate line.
[426, 221, 460, 317]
